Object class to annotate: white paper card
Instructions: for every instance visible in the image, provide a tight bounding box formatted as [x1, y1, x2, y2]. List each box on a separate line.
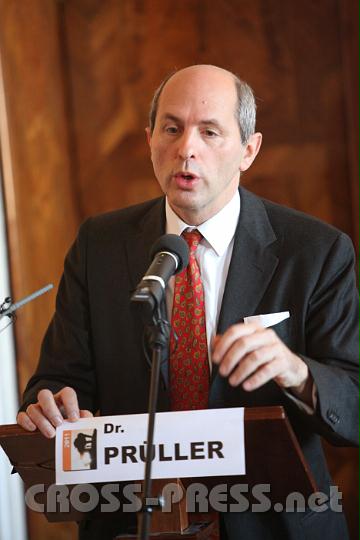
[244, 310, 290, 328]
[55, 408, 245, 485]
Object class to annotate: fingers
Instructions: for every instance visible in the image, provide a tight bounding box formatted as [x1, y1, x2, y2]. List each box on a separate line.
[215, 327, 277, 377]
[212, 323, 304, 391]
[16, 387, 84, 439]
[54, 386, 80, 422]
[25, 402, 58, 438]
[37, 389, 65, 427]
[241, 358, 283, 391]
[17, 411, 36, 432]
[212, 322, 261, 363]
[228, 345, 278, 388]
[80, 410, 93, 418]
[212, 323, 276, 378]
[211, 334, 221, 350]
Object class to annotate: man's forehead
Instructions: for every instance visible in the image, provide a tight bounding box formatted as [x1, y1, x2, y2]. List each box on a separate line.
[168, 64, 235, 82]
[161, 67, 236, 99]
[157, 73, 237, 117]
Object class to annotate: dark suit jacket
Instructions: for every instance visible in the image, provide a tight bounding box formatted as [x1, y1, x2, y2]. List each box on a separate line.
[21, 187, 359, 540]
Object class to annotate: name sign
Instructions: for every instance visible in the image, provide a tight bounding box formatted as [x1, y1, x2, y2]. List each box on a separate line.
[55, 408, 245, 485]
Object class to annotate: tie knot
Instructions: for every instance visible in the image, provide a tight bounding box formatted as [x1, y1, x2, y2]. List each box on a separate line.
[182, 229, 202, 253]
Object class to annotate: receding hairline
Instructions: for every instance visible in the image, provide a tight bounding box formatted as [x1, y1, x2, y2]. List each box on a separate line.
[149, 64, 257, 144]
[166, 63, 238, 80]
[156, 64, 239, 102]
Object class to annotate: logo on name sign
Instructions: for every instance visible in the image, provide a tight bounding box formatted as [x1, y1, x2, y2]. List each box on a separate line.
[63, 428, 98, 471]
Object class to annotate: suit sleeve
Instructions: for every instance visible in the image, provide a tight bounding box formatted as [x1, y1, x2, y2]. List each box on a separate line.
[290, 232, 358, 446]
[19, 218, 98, 414]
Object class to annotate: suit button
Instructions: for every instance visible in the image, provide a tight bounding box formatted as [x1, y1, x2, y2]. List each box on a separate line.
[327, 409, 340, 424]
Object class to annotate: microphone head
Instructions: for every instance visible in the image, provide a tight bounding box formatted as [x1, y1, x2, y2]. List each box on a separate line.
[150, 234, 189, 274]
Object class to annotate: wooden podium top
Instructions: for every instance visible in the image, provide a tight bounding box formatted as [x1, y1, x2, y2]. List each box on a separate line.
[0, 406, 317, 523]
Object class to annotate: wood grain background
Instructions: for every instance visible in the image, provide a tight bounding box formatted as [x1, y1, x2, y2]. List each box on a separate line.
[0, 1, 358, 539]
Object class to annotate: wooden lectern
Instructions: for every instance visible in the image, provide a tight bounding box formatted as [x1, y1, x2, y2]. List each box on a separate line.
[0, 406, 317, 539]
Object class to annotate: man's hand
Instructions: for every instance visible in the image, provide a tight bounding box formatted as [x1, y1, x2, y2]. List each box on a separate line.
[212, 322, 311, 399]
[17, 387, 93, 439]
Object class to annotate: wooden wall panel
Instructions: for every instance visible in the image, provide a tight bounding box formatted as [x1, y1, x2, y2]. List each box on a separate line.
[62, 0, 356, 240]
[339, 0, 359, 251]
[0, 0, 357, 539]
[0, 0, 79, 538]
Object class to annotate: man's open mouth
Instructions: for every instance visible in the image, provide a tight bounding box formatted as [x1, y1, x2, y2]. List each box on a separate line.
[174, 172, 198, 180]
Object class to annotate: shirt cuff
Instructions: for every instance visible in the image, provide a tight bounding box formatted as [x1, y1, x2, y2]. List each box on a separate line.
[283, 382, 318, 415]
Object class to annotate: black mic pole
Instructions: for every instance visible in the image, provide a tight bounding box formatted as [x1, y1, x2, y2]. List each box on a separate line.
[131, 282, 170, 540]
[130, 235, 189, 540]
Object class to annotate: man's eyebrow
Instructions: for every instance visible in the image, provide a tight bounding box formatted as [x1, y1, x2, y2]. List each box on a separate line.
[160, 113, 183, 123]
[160, 114, 223, 129]
[198, 119, 223, 129]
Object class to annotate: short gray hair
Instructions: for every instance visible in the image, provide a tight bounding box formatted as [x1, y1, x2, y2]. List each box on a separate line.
[148, 69, 257, 145]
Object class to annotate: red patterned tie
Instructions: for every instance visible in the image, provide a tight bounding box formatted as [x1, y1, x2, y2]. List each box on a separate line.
[169, 229, 210, 410]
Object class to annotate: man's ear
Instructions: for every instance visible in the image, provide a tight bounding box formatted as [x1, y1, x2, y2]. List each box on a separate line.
[239, 132, 262, 172]
[145, 127, 151, 147]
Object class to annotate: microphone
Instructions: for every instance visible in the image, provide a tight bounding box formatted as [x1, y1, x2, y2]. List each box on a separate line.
[0, 283, 53, 320]
[130, 234, 189, 311]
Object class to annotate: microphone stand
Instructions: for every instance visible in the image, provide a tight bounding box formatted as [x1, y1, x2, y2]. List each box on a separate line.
[0, 284, 53, 323]
[131, 287, 170, 540]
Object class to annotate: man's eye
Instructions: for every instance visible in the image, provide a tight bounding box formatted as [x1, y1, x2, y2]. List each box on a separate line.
[165, 126, 179, 134]
[204, 129, 218, 137]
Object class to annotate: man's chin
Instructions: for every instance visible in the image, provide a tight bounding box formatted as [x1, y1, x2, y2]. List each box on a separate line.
[168, 193, 203, 213]
[167, 194, 212, 225]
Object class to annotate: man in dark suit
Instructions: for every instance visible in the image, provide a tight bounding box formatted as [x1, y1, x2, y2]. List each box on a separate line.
[17, 65, 358, 539]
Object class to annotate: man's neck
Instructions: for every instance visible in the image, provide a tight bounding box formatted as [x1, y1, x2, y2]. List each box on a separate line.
[168, 189, 240, 226]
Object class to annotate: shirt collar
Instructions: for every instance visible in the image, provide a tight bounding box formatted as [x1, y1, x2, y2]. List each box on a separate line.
[165, 190, 240, 256]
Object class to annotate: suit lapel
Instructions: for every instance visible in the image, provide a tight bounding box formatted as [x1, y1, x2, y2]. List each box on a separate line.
[212, 188, 280, 384]
[124, 198, 171, 388]
[125, 198, 166, 292]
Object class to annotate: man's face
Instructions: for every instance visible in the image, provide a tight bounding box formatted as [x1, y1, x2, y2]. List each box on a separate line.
[147, 66, 261, 225]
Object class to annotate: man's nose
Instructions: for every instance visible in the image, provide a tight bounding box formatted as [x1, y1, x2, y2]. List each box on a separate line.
[177, 130, 197, 160]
